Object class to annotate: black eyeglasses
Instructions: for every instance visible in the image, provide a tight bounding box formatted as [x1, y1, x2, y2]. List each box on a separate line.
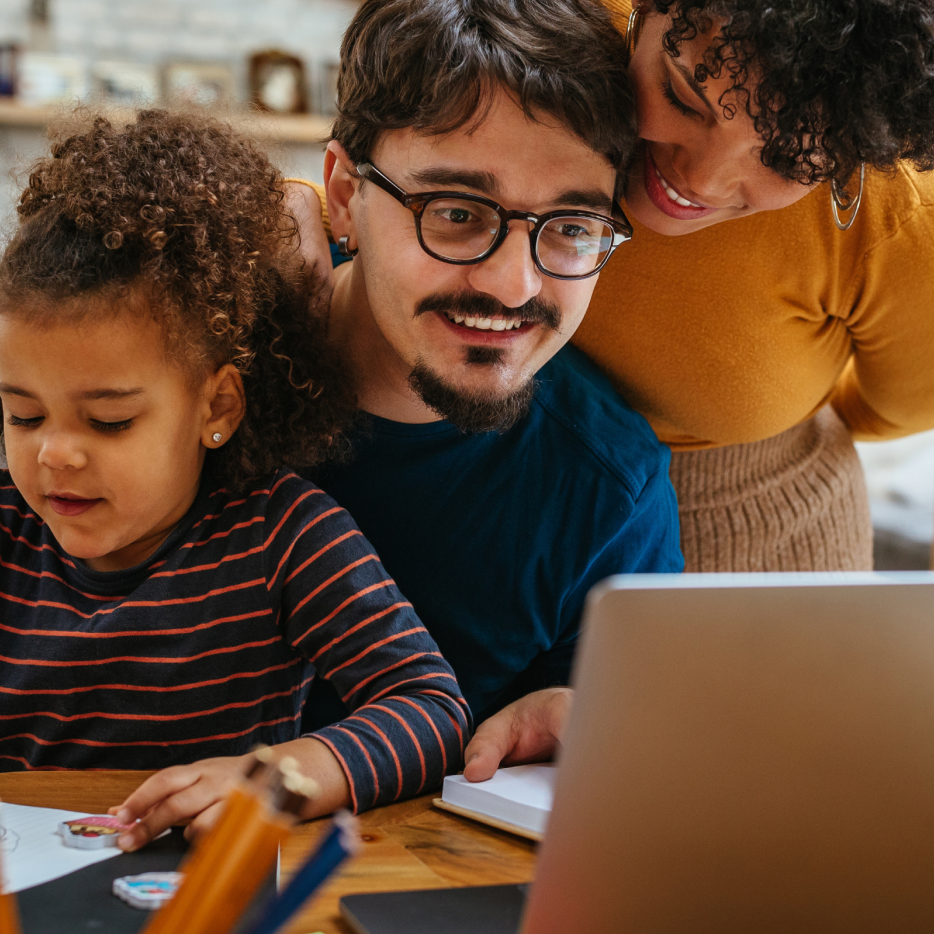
[356, 162, 632, 281]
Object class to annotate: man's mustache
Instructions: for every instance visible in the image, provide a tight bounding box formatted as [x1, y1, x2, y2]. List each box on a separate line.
[414, 292, 561, 331]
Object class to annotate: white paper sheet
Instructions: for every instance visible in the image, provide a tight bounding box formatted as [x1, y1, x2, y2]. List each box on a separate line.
[0, 801, 123, 893]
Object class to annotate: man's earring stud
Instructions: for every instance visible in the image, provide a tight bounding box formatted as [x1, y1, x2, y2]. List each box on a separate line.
[212, 433, 223, 443]
[337, 235, 358, 258]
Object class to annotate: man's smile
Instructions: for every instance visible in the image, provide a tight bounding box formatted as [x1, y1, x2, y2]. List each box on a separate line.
[433, 310, 538, 345]
[441, 311, 528, 331]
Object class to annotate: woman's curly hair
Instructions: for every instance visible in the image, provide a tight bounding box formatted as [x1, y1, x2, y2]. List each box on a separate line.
[0, 109, 355, 491]
[653, 0, 934, 185]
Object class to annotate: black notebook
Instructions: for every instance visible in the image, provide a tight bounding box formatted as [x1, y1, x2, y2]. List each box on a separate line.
[340, 884, 529, 934]
[17, 827, 188, 934]
[16, 828, 275, 934]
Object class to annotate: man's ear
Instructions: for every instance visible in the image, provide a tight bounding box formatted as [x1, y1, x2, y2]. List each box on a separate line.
[202, 364, 246, 450]
[325, 140, 360, 252]
[324, 139, 358, 250]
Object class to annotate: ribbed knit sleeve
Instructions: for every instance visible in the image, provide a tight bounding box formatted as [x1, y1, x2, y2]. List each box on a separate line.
[600, 0, 631, 31]
[284, 178, 332, 239]
[263, 473, 471, 813]
[827, 190, 934, 439]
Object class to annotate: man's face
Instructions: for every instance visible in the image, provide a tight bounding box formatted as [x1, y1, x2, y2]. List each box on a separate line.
[345, 90, 619, 430]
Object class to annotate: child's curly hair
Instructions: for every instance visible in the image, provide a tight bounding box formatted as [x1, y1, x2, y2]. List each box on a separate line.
[0, 109, 354, 491]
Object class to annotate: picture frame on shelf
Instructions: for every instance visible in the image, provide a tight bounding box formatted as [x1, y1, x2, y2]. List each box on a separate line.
[248, 50, 308, 114]
[317, 59, 340, 117]
[164, 62, 236, 110]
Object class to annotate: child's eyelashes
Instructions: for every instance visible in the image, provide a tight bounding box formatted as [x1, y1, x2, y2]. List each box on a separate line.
[5, 415, 134, 432]
[91, 419, 134, 433]
[7, 414, 42, 428]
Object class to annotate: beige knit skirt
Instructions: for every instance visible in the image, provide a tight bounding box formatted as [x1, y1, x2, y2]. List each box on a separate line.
[670, 407, 873, 572]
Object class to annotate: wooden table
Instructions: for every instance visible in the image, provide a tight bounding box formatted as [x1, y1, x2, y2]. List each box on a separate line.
[0, 771, 537, 934]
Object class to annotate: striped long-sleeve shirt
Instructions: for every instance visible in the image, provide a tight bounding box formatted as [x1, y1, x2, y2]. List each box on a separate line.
[0, 469, 470, 812]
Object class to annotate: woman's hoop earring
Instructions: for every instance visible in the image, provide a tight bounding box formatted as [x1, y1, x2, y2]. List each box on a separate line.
[337, 235, 358, 258]
[831, 163, 865, 232]
[626, 7, 645, 63]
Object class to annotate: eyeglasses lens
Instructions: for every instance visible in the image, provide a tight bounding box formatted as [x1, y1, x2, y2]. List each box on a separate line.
[420, 198, 501, 261]
[537, 217, 615, 277]
[419, 197, 616, 278]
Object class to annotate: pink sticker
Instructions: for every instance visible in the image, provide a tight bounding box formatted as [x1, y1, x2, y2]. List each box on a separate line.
[59, 815, 133, 849]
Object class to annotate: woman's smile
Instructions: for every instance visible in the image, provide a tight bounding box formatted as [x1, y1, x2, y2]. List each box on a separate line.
[642, 147, 717, 219]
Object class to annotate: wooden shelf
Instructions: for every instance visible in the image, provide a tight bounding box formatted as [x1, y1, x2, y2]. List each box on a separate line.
[0, 99, 333, 144]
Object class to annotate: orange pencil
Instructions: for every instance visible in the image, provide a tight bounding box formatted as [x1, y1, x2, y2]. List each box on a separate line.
[168, 804, 287, 934]
[142, 759, 314, 934]
[180, 771, 318, 934]
[141, 783, 266, 934]
[0, 892, 19, 934]
[142, 748, 278, 934]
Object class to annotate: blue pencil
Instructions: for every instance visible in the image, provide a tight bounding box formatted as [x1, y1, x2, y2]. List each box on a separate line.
[244, 811, 359, 934]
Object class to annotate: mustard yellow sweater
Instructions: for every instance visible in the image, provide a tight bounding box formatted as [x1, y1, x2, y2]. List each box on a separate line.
[299, 0, 934, 450]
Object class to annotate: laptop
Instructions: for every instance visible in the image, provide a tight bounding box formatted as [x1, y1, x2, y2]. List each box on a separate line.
[342, 572, 934, 934]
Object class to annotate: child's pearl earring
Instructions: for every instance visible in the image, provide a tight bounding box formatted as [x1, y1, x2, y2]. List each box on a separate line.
[212, 433, 222, 443]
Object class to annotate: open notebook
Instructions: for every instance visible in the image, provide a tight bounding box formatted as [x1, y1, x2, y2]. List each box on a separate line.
[434, 764, 556, 841]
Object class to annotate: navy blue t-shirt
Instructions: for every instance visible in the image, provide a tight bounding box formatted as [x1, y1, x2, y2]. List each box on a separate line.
[306, 343, 683, 724]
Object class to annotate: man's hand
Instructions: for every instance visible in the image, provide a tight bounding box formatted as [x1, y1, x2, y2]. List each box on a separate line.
[463, 687, 574, 783]
[283, 181, 334, 299]
[109, 754, 252, 851]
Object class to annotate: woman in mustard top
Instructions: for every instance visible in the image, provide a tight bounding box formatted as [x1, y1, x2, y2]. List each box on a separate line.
[576, 0, 934, 571]
[295, 0, 934, 572]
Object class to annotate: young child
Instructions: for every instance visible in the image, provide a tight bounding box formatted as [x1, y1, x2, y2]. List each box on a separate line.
[0, 110, 469, 848]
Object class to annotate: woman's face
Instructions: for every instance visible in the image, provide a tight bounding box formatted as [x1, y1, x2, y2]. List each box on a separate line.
[625, 10, 816, 235]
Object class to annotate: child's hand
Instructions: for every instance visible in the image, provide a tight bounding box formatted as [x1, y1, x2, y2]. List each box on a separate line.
[109, 754, 253, 852]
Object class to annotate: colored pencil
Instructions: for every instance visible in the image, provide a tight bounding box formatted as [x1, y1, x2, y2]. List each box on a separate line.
[243, 811, 359, 934]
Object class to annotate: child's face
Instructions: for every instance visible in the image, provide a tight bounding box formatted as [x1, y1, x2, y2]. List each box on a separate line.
[0, 311, 213, 572]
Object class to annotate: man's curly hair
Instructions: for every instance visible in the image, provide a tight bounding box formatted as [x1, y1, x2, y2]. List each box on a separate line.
[0, 109, 354, 491]
[653, 0, 934, 185]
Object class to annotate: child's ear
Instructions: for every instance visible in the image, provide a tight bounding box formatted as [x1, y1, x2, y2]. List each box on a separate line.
[202, 364, 245, 450]
[325, 140, 359, 253]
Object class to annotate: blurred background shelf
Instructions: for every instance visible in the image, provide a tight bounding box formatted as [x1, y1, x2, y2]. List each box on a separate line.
[0, 99, 332, 143]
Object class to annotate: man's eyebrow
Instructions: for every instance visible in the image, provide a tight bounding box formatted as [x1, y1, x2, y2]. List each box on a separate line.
[671, 58, 717, 117]
[409, 170, 613, 213]
[410, 168, 499, 195]
[551, 188, 615, 213]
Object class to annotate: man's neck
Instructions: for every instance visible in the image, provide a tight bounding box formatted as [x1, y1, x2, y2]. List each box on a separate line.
[330, 263, 443, 424]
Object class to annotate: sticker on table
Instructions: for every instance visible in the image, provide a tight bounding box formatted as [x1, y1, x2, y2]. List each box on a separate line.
[113, 871, 184, 910]
[58, 815, 132, 849]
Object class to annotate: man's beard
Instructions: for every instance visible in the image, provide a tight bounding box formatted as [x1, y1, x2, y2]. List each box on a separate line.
[407, 291, 561, 433]
[408, 362, 538, 434]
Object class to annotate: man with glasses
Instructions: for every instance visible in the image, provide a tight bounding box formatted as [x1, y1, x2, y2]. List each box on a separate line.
[297, 0, 683, 779]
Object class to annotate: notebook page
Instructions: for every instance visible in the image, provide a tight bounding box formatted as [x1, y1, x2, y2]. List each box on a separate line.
[0, 802, 122, 893]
